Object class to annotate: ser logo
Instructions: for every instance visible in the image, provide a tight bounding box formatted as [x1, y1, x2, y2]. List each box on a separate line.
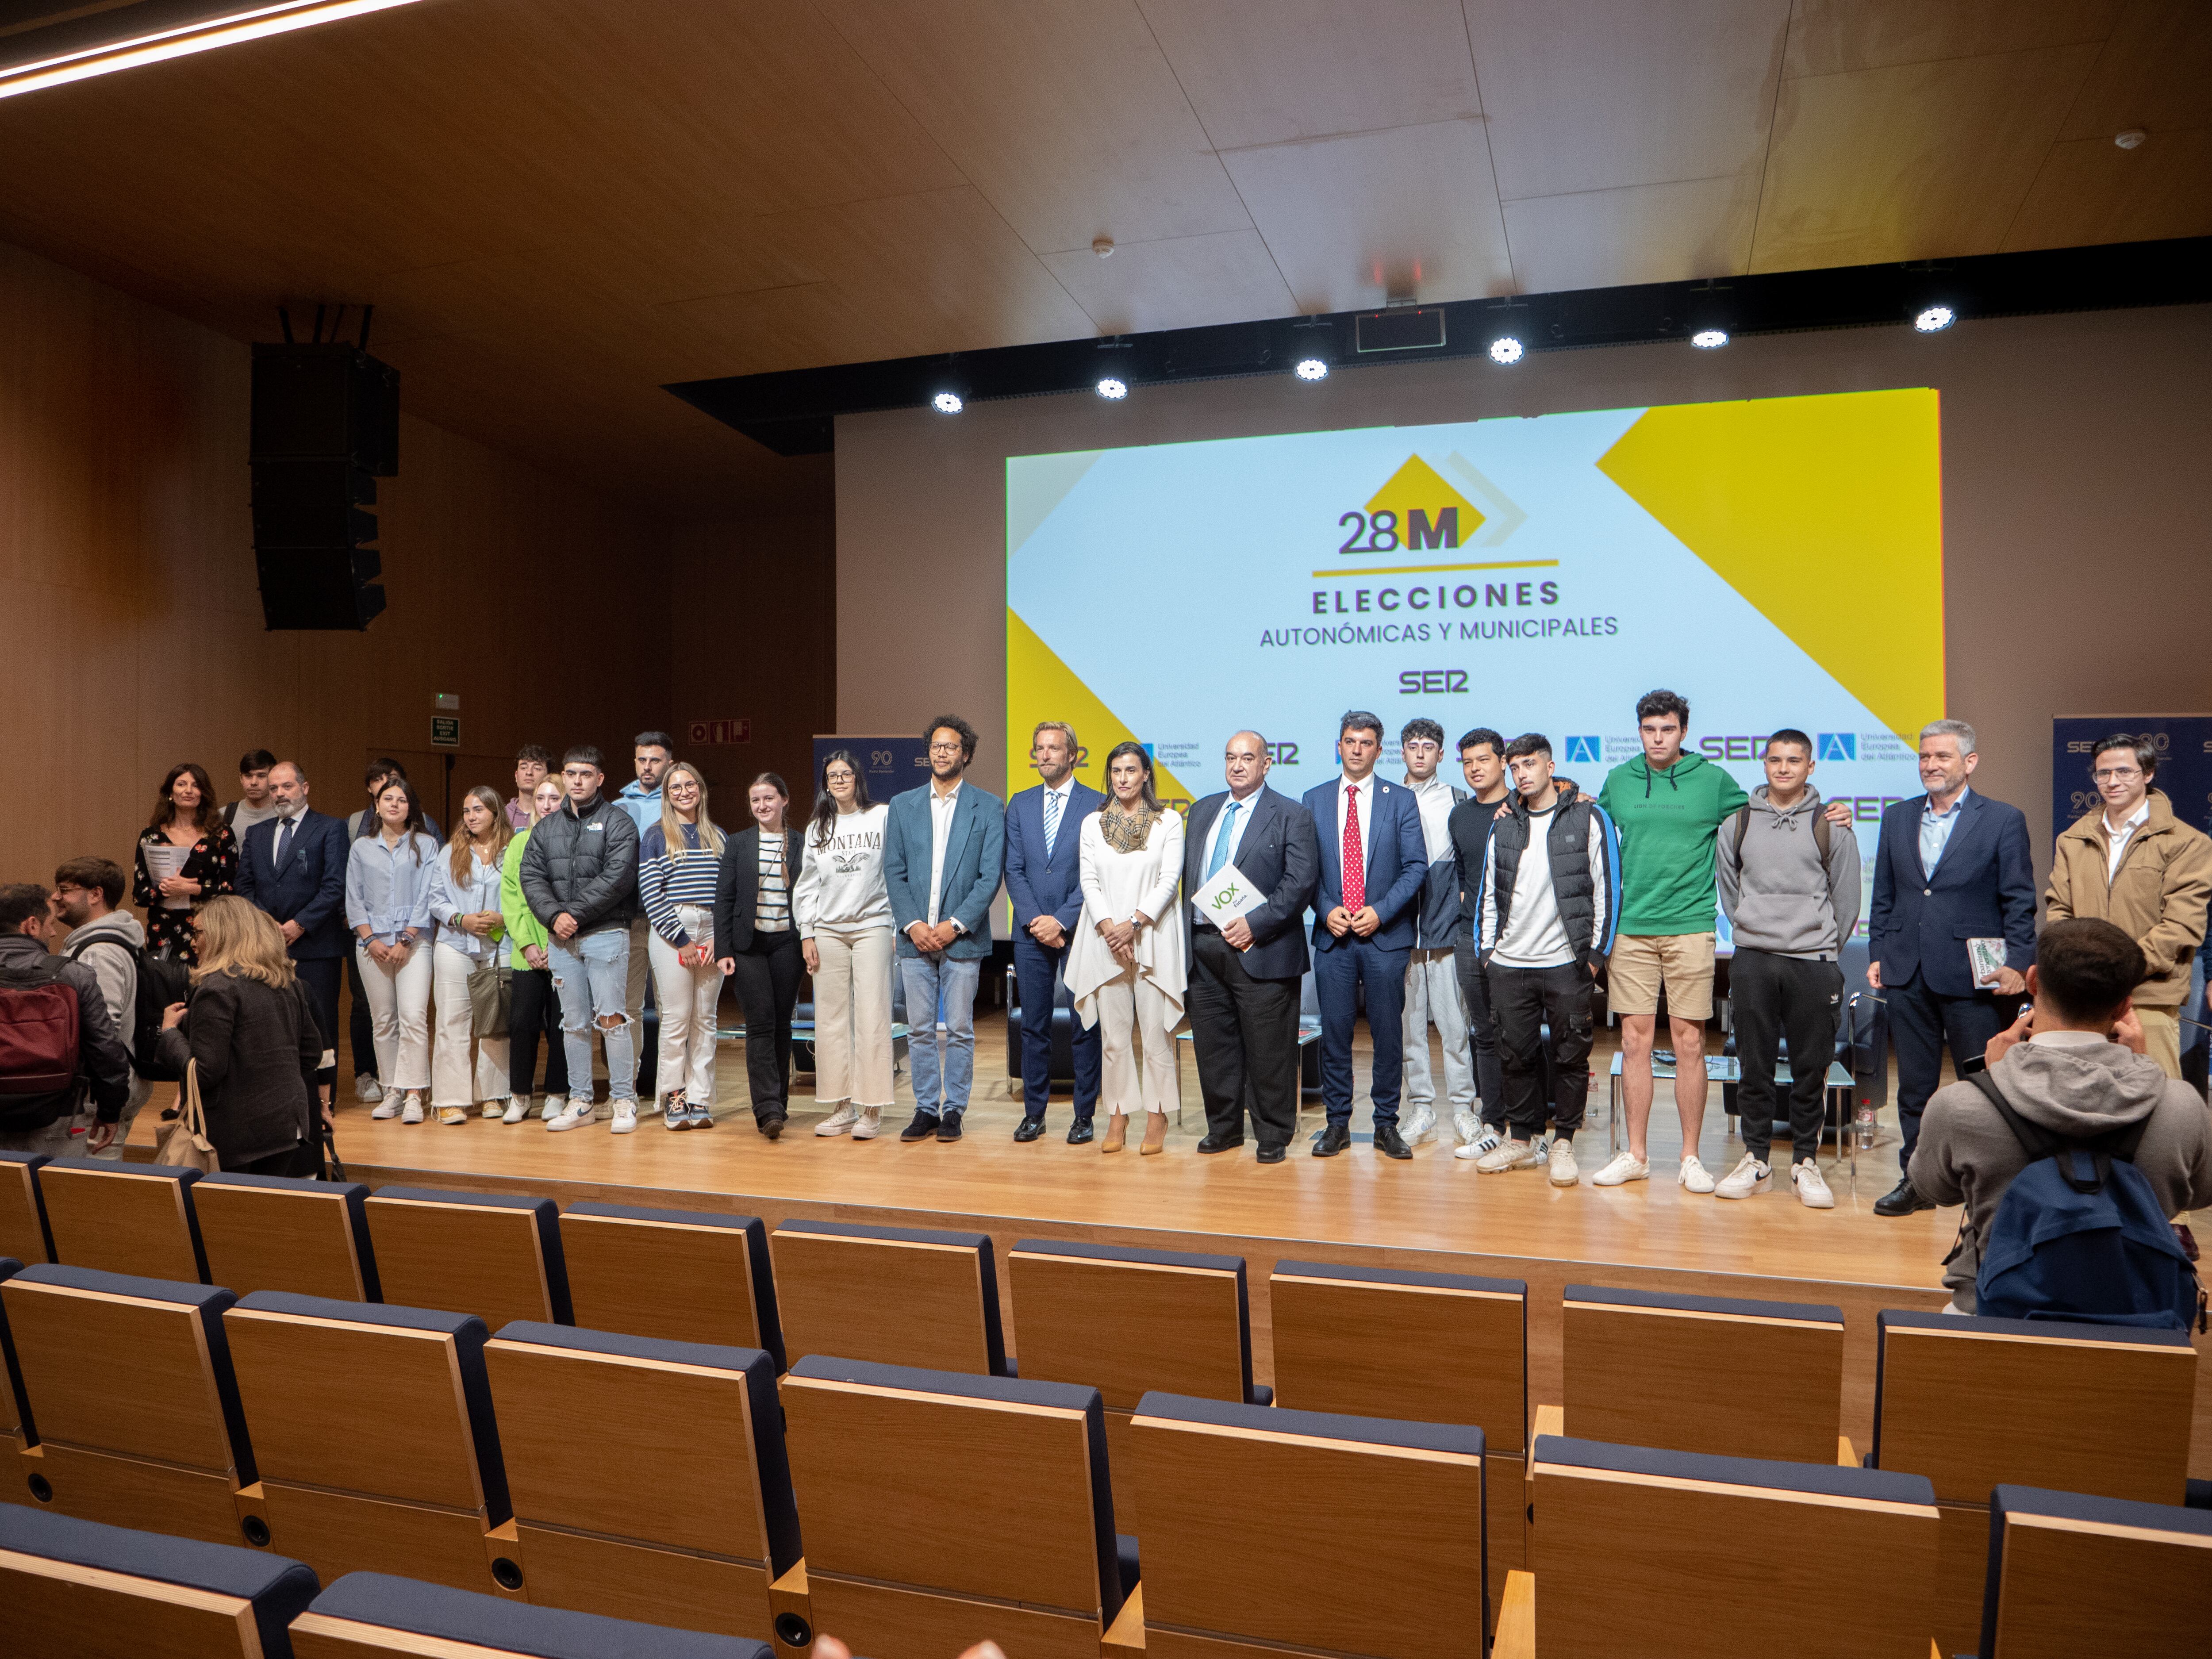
[1817, 733, 1856, 761]
[1268, 741, 1300, 766]
[1399, 670, 1470, 695]
[1340, 456, 1484, 554]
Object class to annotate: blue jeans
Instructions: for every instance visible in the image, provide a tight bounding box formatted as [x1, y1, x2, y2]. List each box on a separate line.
[900, 955, 981, 1117]
[549, 927, 636, 1105]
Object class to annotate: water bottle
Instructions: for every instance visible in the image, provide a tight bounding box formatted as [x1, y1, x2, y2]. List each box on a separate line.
[1855, 1103, 1876, 1150]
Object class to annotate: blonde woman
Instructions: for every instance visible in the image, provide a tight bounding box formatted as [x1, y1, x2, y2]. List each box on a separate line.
[152, 896, 323, 1175]
[344, 776, 439, 1123]
[795, 750, 894, 1140]
[1065, 743, 1187, 1155]
[500, 777, 571, 1124]
[427, 786, 512, 1127]
[640, 761, 726, 1130]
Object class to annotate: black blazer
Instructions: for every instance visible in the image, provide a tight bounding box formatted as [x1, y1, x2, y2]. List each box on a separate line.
[153, 971, 320, 1169]
[236, 809, 351, 961]
[714, 826, 806, 956]
[1180, 785, 1320, 983]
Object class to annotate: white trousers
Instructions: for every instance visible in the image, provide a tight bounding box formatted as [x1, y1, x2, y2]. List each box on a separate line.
[811, 927, 895, 1107]
[1402, 946, 1475, 1111]
[356, 941, 433, 1091]
[1095, 968, 1178, 1118]
[431, 943, 509, 1106]
[648, 908, 722, 1103]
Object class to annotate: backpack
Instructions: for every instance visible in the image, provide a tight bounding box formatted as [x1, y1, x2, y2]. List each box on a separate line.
[0, 955, 80, 1098]
[1968, 1069, 2200, 1331]
[1731, 802, 1833, 862]
[63, 932, 190, 1083]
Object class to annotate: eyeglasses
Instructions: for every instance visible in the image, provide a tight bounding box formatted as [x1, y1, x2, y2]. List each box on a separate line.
[929, 742, 964, 755]
[2092, 768, 2143, 782]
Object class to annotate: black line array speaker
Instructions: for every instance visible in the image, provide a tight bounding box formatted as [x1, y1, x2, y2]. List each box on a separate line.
[250, 343, 399, 629]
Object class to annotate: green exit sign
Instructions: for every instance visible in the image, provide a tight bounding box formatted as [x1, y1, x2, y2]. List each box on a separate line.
[431, 716, 461, 748]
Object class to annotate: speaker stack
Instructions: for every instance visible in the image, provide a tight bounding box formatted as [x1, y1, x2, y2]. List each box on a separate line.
[250, 342, 399, 630]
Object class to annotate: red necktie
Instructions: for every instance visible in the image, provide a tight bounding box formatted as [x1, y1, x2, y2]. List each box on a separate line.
[1343, 784, 1367, 913]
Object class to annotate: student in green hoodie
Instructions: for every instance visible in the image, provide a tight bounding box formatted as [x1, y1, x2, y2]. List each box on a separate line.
[1591, 690, 1848, 1193]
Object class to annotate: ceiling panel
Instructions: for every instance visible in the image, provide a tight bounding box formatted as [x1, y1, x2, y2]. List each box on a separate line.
[1503, 173, 1760, 294]
[1781, 0, 2122, 77]
[1221, 118, 1513, 311]
[1751, 43, 2101, 270]
[1464, 0, 1793, 201]
[812, 0, 1251, 254]
[1040, 230, 1296, 334]
[2004, 126, 2212, 250]
[2056, 0, 2212, 138]
[1138, 0, 1480, 150]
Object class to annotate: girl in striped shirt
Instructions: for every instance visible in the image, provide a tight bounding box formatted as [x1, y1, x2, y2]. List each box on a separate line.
[640, 761, 727, 1129]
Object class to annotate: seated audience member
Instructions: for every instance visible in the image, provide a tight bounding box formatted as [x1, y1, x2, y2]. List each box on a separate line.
[426, 785, 513, 1126]
[0, 882, 130, 1156]
[153, 896, 325, 1176]
[134, 761, 238, 965]
[225, 748, 283, 838]
[1910, 917, 2212, 1313]
[346, 774, 441, 1124]
[50, 856, 154, 1158]
[640, 760, 727, 1130]
[507, 743, 555, 831]
[500, 776, 572, 1123]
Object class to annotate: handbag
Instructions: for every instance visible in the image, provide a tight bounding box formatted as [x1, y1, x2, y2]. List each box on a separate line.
[467, 952, 512, 1039]
[154, 1060, 220, 1173]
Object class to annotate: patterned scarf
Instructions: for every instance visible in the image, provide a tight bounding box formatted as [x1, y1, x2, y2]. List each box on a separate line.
[1098, 799, 1160, 854]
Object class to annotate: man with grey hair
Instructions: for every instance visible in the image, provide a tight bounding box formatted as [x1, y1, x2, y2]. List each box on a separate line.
[1004, 720, 1104, 1141]
[1867, 717, 2036, 1215]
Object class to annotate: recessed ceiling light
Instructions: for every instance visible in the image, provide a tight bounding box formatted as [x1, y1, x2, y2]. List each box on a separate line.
[1690, 328, 1728, 349]
[1294, 357, 1329, 381]
[0, 0, 429, 102]
[932, 392, 963, 414]
[1096, 377, 1128, 400]
[2114, 130, 2147, 150]
[1487, 336, 1524, 366]
[1913, 305, 1956, 334]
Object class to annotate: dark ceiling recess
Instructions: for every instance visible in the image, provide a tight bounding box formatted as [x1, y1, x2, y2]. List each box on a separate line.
[666, 236, 2212, 458]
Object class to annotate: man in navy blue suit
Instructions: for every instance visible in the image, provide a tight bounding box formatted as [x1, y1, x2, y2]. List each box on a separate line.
[1867, 718, 2036, 1215]
[1303, 710, 1429, 1160]
[236, 760, 351, 1107]
[1004, 721, 1106, 1144]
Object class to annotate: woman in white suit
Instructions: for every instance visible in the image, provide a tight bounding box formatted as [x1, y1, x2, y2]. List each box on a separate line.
[1065, 742, 1187, 1155]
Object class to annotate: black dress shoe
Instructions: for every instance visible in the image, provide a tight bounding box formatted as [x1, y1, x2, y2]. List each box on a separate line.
[1256, 1143, 1286, 1164]
[936, 1111, 964, 1143]
[899, 1110, 941, 1142]
[757, 1112, 787, 1141]
[1313, 1122, 1352, 1157]
[1013, 1116, 1046, 1143]
[1373, 1123, 1413, 1160]
[1196, 1132, 1246, 1154]
[1066, 1118, 1095, 1145]
[1874, 1177, 1933, 1217]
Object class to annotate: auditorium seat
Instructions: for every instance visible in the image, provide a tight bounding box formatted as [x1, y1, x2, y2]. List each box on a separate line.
[1268, 1260, 1529, 1574]
[1559, 1283, 1846, 1465]
[194, 1174, 380, 1302]
[0, 1257, 35, 1501]
[38, 1156, 208, 1283]
[221, 1290, 514, 1595]
[1870, 1309, 2197, 1655]
[286, 1570, 771, 1659]
[1, 1263, 255, 1544]
[0, 1152, 54, 1264]
[1980, 1485, 2212, 1659]
[779, 1353, 1127, 1659]
[1129, 1389, 1486, 1658]
[0, 1502, 319, 1659]
[1009, 1238, 1268, 1532]
[558, 1202, 782, 1364]
[483, 1321, 802, 1641]
[1509, 1435, 1938, 1659]
[771, 1219, 1006, 1375]
[364, 1186, 569, 1331]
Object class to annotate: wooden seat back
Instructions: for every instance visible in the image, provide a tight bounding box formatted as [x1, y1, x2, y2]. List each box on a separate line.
[365, 1187, 568, 1332]
[0, 1257, 36, 1494]
[287, 1569, 772, 1659]
[194, 1174, 379, 1302]
[0, 1153, 54, 1265]
[771, 1220, 1005, 1375]
[558, 1203, 781, 1365]
[1981, 1484, 2212, 1659]
[1010, 1238, 1260, 1408]
[38, 1157, 207, 1283]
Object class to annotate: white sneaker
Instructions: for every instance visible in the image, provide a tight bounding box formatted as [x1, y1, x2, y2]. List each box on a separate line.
[370, 1101, 399, 1120]
[1713, 1154, 1772, 1200]
[610, 1104, 638, 1135]
[1470, 1125, 1503, 1156]
[816, 1103, 860, 1137]
[1590, 1150, 1649, 1186]
[1452, 1109, 1482, 1146]
[851, 1106, 883, 1141]
[502, 1098, 527, 1125]
[1466, 1137, 1540, 1171]
[1402, 1105, 1436, 1146]
[480, 1100, 504, 1120]
[546, 1103, 596, 1133]
[1792, 1160, 1836, 1210]
[1532, 1133, 1551, 1164]
[1547, 1140, 1581, 1187]
[400, 1095, 424, 1125]
[538, 1094, 565, 1121]
[1679, 1153, 1716, 1194]
[355, 1076, 384, 1104]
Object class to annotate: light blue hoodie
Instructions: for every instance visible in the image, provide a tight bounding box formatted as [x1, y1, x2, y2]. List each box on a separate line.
[615, 781, 662, 841]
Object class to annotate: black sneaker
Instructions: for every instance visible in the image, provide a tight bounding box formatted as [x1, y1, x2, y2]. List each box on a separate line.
[899, 1111, 941, 1142]
[936, 1111, 965, 1143]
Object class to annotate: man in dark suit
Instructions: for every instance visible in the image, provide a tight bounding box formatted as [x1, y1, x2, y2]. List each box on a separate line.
[1003, 721, 1106, 1144]
[1183, 730, 1320, 1163]
[236, 760, 351, 1106]
[1302, 711, 1430, 1160]
[1867, 718, 2036, 1215]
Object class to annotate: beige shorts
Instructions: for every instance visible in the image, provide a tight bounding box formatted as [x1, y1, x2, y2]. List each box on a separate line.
[1607, 932, 1716, 1021]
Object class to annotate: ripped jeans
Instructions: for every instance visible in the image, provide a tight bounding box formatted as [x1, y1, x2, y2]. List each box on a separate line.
[548, 926, 636, 1104]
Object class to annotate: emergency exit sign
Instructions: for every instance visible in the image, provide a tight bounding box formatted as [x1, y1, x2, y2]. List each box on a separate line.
[688, 718, 750, 745]
[431, 716, 461, 748]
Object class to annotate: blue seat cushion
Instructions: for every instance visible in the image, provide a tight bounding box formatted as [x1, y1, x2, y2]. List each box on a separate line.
[776, 1220, 1004, 1376]
[0, 1499, 318, 1655]
[43, 1157, 208, 1280]
[564, 1203, 779, 1369]
[309, 1571, 768, 1658]
[235, 1291, 505, 1521]
[0, 1257, 32, 1444]
[372, 1188, 568, 1324]
[1565, 1283, 1844, 1324]
[1274, 1260, 1528, 1298]
[1534, 1433, 1935, 1507]
[199, 1174, 379, 1302]
[1016, 1239, 1255, 1403]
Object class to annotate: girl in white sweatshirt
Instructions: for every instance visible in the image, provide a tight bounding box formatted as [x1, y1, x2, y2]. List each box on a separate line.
[794, 751, 895, 1139]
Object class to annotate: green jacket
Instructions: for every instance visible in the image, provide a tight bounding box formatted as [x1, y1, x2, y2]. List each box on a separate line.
[501, 830, 549, 956]
[1597, 752, 1749, 936]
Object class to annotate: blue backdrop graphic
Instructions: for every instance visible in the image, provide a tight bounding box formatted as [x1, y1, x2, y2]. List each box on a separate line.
[2051, 717, 2212, 844]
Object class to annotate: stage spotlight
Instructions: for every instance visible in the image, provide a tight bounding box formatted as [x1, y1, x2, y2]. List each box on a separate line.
[1914, 305, 1956, 333]
[1691, 328, 1728, 349]
[1096, 376, 1128, 400]
[1294, 357, 1329, 381]
[1487, 336, 1524, 365]
[932, 391, 963, 414]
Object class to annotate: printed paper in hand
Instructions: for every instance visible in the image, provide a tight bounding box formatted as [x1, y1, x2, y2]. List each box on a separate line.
[1193, 863, 1263, 928]
[1966, 937, 2008, 990]
[142, 844, 191, 910]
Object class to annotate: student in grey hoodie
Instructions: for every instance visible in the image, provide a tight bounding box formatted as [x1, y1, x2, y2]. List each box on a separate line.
[1713, 730, 1861, 1208]
[1911, 917, 2212, 1312]
[52, 856, 153, 1160]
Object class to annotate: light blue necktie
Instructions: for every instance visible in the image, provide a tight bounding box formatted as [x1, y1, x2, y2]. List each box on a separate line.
[1206, 800, 1240, 880]
[1043, 788, 1063, 860]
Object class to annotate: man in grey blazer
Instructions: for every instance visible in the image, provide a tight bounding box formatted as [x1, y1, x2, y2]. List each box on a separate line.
[1181, 730, 1321, 1162]
[883, 714, 1005, 1143]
